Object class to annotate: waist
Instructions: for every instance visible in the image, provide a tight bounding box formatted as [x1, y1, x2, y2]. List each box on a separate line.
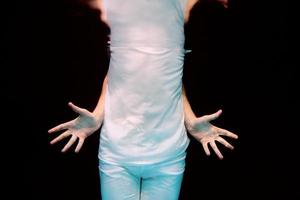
[108, 39, 184, 50]
[108, 44, 190, 55]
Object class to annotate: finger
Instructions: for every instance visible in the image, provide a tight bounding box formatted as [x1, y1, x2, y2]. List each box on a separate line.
[68, 102, 89, 116]
[48, 121, 73, 134]
[50, 130, 70, 145]
[61, 135, 78, 153]
[217, 127, 238, 139]
[209, 141, 223, 160]
[203, 109, 222, 122]
[216, 137, 234, 150]
[202, 142, 211, 156]
[75, 138, 85, 153]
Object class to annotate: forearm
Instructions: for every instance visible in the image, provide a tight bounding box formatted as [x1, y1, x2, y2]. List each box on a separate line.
[182, 84, 197, 128]
[92, 74, 108, 123]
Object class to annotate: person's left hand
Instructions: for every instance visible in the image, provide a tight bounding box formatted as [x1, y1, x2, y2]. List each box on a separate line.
[185, 109, 238, 159]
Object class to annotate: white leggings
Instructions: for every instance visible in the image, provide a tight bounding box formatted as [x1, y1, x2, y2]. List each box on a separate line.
[99, 157, 186, 200]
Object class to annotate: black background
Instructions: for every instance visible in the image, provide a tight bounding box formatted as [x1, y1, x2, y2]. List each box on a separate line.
[3, 0, 297, 199]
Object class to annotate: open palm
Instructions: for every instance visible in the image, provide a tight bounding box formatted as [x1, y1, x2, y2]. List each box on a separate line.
[186, 110, 238, 159]
[48, 102, 101, 153]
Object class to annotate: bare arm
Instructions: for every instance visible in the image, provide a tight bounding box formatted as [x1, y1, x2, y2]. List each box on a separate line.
[92, 74, 108, 125]
[89, 0, 109, 26]
[182, 84, 197, 129]
[184, 0, 198, 23]
[184, 0, 228, 23]
[182, 84, 238, 159]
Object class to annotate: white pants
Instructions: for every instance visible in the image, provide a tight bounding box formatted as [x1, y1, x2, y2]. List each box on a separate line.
[99, 157, 186, 200]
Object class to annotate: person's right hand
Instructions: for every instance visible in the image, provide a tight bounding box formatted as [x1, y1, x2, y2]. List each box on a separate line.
[48, 102, 102, 153]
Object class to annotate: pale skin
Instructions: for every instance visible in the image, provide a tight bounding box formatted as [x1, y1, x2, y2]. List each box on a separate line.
[48, 0, 238, 159]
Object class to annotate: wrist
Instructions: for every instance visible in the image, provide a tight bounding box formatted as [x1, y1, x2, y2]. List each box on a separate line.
[92, 110, 104, 127]
[184, 115, 196, 131]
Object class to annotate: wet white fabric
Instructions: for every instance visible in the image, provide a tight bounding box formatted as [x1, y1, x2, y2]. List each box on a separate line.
[99, 0, 190, 165]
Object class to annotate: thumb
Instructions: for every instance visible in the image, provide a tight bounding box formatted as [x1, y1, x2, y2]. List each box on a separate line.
[204, 109, 222, 122]
[68, 102, 89, 116]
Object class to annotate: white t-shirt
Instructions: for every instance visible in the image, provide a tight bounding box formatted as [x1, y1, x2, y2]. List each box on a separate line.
[99, 0, 190, 165]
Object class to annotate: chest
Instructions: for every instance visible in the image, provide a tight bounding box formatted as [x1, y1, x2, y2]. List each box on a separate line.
[99, 0, 191, 25]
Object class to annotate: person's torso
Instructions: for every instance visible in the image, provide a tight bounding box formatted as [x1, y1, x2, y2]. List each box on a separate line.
[99, 0, 190, 165]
